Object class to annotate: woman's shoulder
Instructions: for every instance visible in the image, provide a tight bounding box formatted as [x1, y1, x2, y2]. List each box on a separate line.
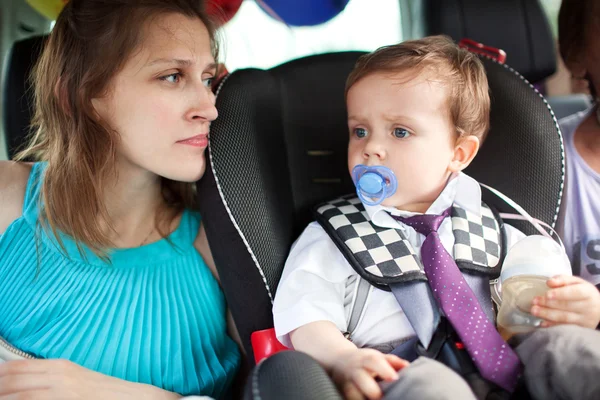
[0, 161, 33, 234]
[559, 106, 594, 139]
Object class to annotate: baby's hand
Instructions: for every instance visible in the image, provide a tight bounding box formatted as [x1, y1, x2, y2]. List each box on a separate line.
[531, 275, 600, 329]
[330, 348, 408, 400]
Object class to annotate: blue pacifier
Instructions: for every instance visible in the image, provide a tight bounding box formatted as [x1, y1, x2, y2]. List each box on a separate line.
[351, 165, 398, 206]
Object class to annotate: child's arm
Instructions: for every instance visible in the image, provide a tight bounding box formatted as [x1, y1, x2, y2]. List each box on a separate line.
[291, 321, 408, 400]
[531, 275, 600, 329]
[274, 223, 408, 398]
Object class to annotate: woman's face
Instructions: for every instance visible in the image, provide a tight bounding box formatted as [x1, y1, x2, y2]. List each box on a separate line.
[568, 17, 600, 95]
[92, 12, 217, 183]
[585, 34, 600, 95]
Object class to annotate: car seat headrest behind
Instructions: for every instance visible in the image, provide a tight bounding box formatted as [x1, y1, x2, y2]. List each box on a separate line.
[3, 35, 47, 159]
[423, 0, 556, 83]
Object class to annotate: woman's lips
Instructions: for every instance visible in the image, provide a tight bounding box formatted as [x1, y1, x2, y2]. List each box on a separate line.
[177, 134, 208, 147]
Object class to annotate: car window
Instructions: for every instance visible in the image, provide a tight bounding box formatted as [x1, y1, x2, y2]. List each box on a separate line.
[218, 0, 403, 71]
[539, 0, 562, 38]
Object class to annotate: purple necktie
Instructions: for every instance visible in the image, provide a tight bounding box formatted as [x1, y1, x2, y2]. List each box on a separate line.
[395, 209, 521, 392]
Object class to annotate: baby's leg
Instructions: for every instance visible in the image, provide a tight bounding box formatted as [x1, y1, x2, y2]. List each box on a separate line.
[380, 357, 477, 400]
[513, 325, 600, 400]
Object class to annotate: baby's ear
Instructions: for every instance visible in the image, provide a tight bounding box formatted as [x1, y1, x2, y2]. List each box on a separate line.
[449, 135, 479, 173]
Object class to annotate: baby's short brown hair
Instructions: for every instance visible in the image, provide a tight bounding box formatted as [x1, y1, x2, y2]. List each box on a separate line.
[346, 35, 490, 142]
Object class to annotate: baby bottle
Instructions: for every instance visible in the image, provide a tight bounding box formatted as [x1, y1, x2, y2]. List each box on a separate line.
[496, 235, 572, 340]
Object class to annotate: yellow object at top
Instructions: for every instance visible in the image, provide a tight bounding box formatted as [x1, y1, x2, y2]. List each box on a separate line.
[26, 0, 69, 20]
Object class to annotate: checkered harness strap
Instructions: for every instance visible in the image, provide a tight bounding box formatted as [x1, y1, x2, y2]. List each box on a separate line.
[315, 194, 503, 289]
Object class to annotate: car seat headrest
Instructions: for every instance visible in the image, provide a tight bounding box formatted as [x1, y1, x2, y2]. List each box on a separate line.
[423, 0, 556, 82]
[3, 35, 47, 159]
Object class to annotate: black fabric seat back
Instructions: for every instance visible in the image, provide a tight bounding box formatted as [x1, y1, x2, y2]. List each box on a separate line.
[197, 52, 564, 360]
[423, 0, 556, 83]
[3, 35, 47, 159]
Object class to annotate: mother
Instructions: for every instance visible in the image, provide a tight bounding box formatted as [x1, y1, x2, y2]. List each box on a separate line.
[0, 0, 240, 398]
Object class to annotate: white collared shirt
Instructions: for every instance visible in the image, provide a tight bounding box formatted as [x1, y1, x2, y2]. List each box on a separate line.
[272, 173, 525, 348]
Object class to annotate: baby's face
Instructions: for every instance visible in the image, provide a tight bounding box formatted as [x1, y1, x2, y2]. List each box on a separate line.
[346, 70, 458, 212]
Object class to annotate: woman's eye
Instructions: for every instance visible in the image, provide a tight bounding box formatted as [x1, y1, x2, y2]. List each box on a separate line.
[202, 77, 214, 87]
[393, 128, 410, 138]
[160, 73, 181, 83]
[354, 128, 367, 138]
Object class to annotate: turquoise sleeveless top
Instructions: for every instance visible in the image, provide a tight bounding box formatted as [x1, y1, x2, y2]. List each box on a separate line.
[0, 163, 240, 398]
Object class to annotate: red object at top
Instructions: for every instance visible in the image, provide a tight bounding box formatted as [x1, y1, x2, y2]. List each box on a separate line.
[206, 0, 243, 26]
[211, 63, 229, 93]
[458, 38, 507, 64]
[251, 328, 290, 364]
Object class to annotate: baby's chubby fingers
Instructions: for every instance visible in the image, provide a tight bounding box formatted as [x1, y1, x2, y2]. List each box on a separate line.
[534, 275, 596, 305]
[351, 369, 383, 400]
[342, 381, 366, 400]
[532, 296, 586, 312]
[361, 352, 399, 381]
[531, 305, 582, 325]
[383, 354, 409, 371]
[532, 276, 600, 328]
[546, 275, 588, 291]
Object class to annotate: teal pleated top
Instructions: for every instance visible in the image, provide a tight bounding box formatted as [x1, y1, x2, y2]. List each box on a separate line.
[0, 163, 240, 398]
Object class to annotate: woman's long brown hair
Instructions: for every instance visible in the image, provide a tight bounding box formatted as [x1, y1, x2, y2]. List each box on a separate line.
[17, 0, 218, 257]
[558, 0, 599, 97]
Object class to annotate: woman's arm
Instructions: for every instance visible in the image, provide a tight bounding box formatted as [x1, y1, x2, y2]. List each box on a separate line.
[0, 161, 31, 235]
[0, 359, 180, 400]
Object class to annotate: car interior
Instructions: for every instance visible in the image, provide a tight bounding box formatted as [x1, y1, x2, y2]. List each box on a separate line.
[196, 27, 565, 362]
[0, 0, 593, 395]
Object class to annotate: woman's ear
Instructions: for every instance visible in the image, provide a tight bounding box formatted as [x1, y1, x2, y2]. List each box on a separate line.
[449, 135, 480, 173]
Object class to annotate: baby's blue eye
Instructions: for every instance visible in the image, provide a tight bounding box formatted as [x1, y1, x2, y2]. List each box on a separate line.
[393, 128, 410, 138]
[354, 128, 367, 138]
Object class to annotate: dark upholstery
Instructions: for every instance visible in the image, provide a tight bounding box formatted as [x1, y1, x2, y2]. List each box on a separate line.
[423, 0, 556, 83]
[197, 52, 564, 360]
[3, 35, 47, 159]
[197, 53, 360, 361]
[244, 351, 342, 400]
